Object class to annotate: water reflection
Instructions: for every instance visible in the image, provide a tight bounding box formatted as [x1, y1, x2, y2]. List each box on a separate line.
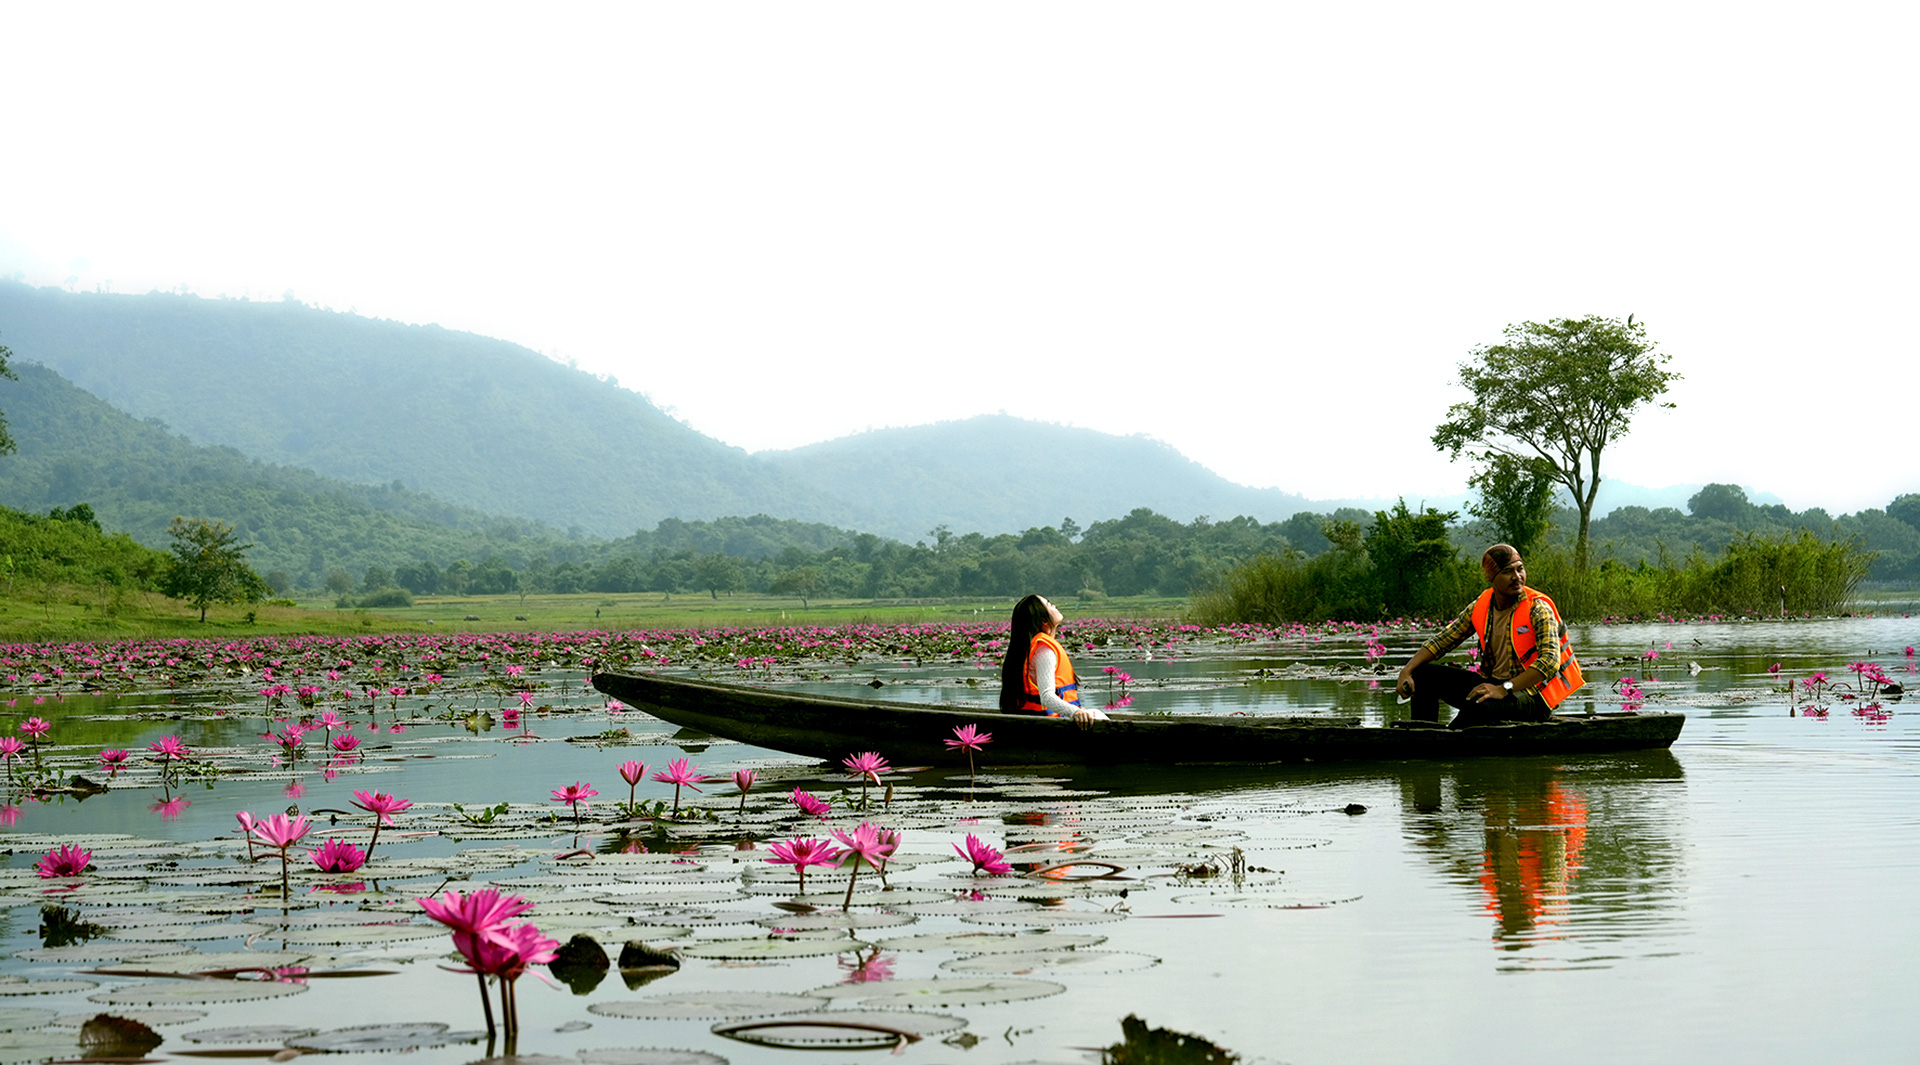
[1401, 753, 1685, 966]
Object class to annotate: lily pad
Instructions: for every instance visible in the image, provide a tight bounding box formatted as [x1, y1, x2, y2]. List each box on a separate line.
[180, 1025, 318, 1044]
[272, 924, 444, 946]
[575, 1050, 728, 1065]
[588, 991, 827, 1020]
[288, 1022, 486, 1052]
[1168, 892, 1361, 909]
[959, 909, 1126, 927]
[52, 1009, 206, 1028]
[943, 949, 1159, 974]
[0, 978, 98, 995]
[752, 911, 914, 932]
[873, 931, 1107, 953]
[675, 936, 868, 960]
[809, 975, 1064, 1007]
[0, 1028, 79, 1064]
[711, 1009, 965, 1049]
[88, 980, 308, 1006]
[0, 1007, 57, 1033]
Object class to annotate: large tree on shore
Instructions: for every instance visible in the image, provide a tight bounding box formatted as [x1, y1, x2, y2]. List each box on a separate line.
[161, 517, 267, 621]
[1433, 316, 1678, 569]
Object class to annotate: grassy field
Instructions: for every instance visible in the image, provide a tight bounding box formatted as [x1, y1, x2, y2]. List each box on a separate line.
[0, 584, 1189, 643]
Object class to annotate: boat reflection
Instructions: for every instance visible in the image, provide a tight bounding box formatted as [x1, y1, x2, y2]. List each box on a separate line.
[1401, 752, 1685, 964]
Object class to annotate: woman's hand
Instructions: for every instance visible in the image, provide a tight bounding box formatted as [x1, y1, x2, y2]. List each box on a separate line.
[1071, 706, 1109, 729]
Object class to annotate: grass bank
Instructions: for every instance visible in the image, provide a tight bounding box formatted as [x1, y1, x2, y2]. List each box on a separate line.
[0, 586, 1186, 643]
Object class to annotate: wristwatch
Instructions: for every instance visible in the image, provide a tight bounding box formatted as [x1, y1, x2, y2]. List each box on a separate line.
[1501, 680, 1513, 692]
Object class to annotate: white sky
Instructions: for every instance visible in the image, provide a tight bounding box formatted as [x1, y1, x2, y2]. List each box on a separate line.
[2, 3, 1914, 514]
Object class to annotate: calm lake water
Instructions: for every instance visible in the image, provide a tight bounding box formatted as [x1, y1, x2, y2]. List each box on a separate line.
[2, 615, 1917, 1064]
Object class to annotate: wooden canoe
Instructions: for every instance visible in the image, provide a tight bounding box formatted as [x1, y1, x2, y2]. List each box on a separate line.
[590, 670, 1686, 767]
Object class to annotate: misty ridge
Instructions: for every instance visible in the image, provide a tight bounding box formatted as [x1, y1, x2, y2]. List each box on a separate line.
[2, 280, 1916, 598]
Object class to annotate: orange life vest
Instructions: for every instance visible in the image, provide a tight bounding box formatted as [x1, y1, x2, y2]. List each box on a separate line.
[1019, 631, 1081, 715]
[1471, 586, 1585, 710]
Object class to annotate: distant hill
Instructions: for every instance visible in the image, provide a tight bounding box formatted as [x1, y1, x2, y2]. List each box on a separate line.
[0, 282, 835, 538]
[0, 360, 573, 586]
[756, 415, 1319, 543]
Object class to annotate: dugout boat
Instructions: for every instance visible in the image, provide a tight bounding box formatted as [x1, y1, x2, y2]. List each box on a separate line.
[590, 670, 1686, 767]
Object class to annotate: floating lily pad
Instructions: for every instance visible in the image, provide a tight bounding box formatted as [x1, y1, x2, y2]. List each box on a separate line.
[575, 1048, 728, 1065]
[620, 908, 755, 929]
[272, 923, 444, 946]
[675, 936, 867, 960]
[52, 1009, 206, 1028]
[0, 1027, 79, 1064]
[106, 922, 274, 942]
[873, 931, 1106, 953]
[810, 975, 1064, 1007]
[0, 978, 98, 995]
[711, 1009, 965, 1049]
[1168, 892, 1361, 909]
[588, 991, 827, 1020]
[755, 910, 915, 932]
[942, 949, 1159, 974]
[959, 909, 1125, 927]
[288, 1022, 485, 1052]
[180, 1025, 318, 1044]
[89, 980, 308, 1006]
[899, 897, 1043, 917]
[0, 1007, 56, 1033]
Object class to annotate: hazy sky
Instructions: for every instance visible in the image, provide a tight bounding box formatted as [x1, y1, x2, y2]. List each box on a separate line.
[3, 3, 1913, 514]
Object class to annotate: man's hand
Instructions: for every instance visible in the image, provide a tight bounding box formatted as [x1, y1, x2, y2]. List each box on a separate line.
[1395, 666, 1417, 699]
[1071, 706, 1109, 730]
[1468, 682, 1510, 704]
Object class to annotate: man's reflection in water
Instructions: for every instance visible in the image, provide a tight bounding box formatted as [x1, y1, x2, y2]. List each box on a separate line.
[1401, 754, 1680, 955]
[1477, 779, 1587, 943]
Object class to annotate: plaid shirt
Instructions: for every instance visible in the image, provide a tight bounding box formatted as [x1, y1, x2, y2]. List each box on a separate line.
[1419, 589, 1570, 689]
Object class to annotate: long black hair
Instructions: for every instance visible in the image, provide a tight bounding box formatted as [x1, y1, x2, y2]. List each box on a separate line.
[999, 594, 1055, 712]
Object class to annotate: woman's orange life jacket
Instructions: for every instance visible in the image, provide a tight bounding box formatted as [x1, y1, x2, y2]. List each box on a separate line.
[1019, 631, 1081, 715]
[1471, 586, 1585, 710]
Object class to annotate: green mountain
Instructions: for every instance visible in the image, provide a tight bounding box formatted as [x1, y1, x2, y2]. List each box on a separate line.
[759, 415, 1316, 543]
[0, 359, 573, 588]
[0, 283, 1345, 544]
[0, 282, 834, 538]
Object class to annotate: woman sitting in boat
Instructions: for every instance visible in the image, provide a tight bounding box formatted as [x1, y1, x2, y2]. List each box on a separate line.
[999, 594, 1109, 727]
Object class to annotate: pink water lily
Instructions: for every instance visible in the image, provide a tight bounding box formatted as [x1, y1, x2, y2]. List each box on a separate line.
[733, 768, 757, 814]
[765, 836, 845, 894]
[946, 724, 992, 789]
[791, 787, 832, 819]
[551, 782, 598, 826]
[98, 749, 129, 776]
[309, 838, 367, 873]
[249, 812, 313, 900]
[651, 758, 705, 818]
[954, 833, 1012, 875]
[617, 760, 647, 811]
[19, 717, 51, 739]
[842, 751, 890, 808]
[330, 733, 360, 754]
[350, 790, 413, 857]
[147, 735, 190, 761]
[830, 821, 896, 908]
[35, 843, 92, 878]
[417, 888, 539, 1040]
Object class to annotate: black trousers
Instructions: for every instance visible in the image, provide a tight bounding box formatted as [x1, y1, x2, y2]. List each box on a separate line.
[1409, 662, 1550, 728]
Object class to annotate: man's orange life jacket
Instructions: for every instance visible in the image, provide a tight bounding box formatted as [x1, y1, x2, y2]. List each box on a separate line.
[1472, 586, 1585, 710]
[1019, 631, 1081, 715]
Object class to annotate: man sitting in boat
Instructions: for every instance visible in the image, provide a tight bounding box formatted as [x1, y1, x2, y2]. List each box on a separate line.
[1393, 543, 1585, 727]
[999, 594, 1110, 727]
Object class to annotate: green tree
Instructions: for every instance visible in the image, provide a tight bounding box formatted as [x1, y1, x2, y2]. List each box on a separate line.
[160, 517, 267, 621]
[1688, 483, 1753, 525]
[1433, 315, 1679, 569]
[1364, 499, 1460, 615]
[1467, 453, 1557, 556]
[694, 553, 743, 599]
[0, 334, 16, 456]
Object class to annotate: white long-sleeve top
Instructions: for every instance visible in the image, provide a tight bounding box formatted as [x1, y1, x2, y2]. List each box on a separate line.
[1030, 645, 1109, 721]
